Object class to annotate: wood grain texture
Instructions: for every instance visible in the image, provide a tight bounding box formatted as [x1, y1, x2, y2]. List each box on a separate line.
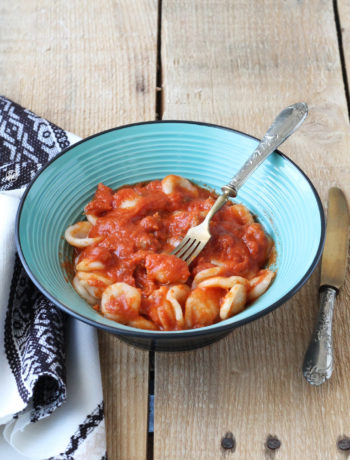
[0, 1, 158, 459]
[0, 0, 157, 138]
[338, 0, 350, 102]
[155, 1, 350, 459]
[99, 333, 150, 460]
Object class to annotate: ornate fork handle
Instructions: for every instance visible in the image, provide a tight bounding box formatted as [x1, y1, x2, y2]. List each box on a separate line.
[222, 102, 308, 197]
[171, 103, 308, 265]
[302, 287, 337, 385]
[203, 103, 308, 220]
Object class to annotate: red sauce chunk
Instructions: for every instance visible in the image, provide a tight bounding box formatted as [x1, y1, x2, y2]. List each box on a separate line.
[66, 175, 275, 331]
[145, 253, 190, 284]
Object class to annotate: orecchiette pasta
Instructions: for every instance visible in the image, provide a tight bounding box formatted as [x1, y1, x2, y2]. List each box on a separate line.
[161, 175, 198, 196]
[166, 237, 182, 248]
[248, 270, 275, 301]
[65, 175, 275, 330]
[65, 222, 101, 248]
[145, 253, 189, 284]
[75, 271, 113, 300]
[73, 275, 99, 305]
[230, 203, 254, 225]
[166, 284, 190, 327]
[119, 197, 141, 209]
[128, 316, 158, 330]
[157, 300, 178, 330]
[86, 214, 97, 225]
[76, 259, 106, 272]
[197, 275, 248, 290]
[101, 282, 141, 322]
[192, 267, 225, 287]
[77, 271, 112, 286]
[185, 288, 220, 328]
[220, 283, 247, 320]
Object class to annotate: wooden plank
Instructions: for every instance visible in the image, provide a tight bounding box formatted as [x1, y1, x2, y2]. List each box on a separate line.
[0, 0, 157, 138]
[99, 333, 150, 460]
[0, 1, 158, 459]
[155, 1, 350, 459]
[338, 0, 350, 100]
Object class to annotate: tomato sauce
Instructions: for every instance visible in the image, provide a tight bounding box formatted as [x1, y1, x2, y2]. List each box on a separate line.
[74, 177, 273, 330]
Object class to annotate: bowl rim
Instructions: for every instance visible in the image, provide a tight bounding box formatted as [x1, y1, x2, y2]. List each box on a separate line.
[15, 120, 326, 339]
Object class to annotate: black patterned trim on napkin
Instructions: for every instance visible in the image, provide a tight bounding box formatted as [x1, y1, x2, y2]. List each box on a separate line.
[0, 95, 70, 192]
[4, 256, 66, 421]
[50, 403, 105, 460]
[1, 96, 71, 422]
[1, 96, 105, 457]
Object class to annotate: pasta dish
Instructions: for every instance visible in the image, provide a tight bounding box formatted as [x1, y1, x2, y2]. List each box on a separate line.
[64, 175, 275, 330]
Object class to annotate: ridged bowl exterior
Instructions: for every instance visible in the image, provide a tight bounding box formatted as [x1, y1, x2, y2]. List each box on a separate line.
[16, 121, 325, 351]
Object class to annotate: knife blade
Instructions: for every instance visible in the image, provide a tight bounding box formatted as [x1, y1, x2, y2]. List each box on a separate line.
[320, 187, 349, 289]
[303, 187, 349, 385]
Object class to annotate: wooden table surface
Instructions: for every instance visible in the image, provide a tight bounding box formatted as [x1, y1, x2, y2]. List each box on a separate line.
[2, 1, 350, 459]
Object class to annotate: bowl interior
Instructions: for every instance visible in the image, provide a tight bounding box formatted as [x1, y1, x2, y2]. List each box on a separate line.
[17, 122, 324, 335]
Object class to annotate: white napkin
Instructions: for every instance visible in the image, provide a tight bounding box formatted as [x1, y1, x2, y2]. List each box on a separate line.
[0, 96, 106, 459]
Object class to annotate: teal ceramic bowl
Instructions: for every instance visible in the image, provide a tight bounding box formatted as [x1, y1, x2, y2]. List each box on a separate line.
[16, 121, 325, 351]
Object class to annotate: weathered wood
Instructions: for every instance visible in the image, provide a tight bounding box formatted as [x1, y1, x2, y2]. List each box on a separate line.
[0, 0, 157, 138]
[0, 1, 158, 458]
[155, 1, 350, 458]
[99, 333, 150, 460]
[338, 0, 350, 107]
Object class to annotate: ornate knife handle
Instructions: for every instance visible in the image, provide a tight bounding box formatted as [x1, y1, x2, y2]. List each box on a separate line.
[302, 287, 337, 385]
[222, 102, 308, 197]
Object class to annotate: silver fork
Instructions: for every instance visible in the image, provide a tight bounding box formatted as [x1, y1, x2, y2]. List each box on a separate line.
[171, 102, 308, 265]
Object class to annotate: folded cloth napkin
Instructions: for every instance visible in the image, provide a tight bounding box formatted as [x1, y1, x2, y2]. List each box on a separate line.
[0, 96, 106, 459]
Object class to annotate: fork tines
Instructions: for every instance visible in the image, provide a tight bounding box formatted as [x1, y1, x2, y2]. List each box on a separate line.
[171, 237, 207, 265]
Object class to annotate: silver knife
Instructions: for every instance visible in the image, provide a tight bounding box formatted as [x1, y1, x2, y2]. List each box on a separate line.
[303, 187, 349, 385]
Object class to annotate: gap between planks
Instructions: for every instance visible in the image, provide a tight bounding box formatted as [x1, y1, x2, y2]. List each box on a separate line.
[334, 0, 350, 119]
[147, 1, 164, 459]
